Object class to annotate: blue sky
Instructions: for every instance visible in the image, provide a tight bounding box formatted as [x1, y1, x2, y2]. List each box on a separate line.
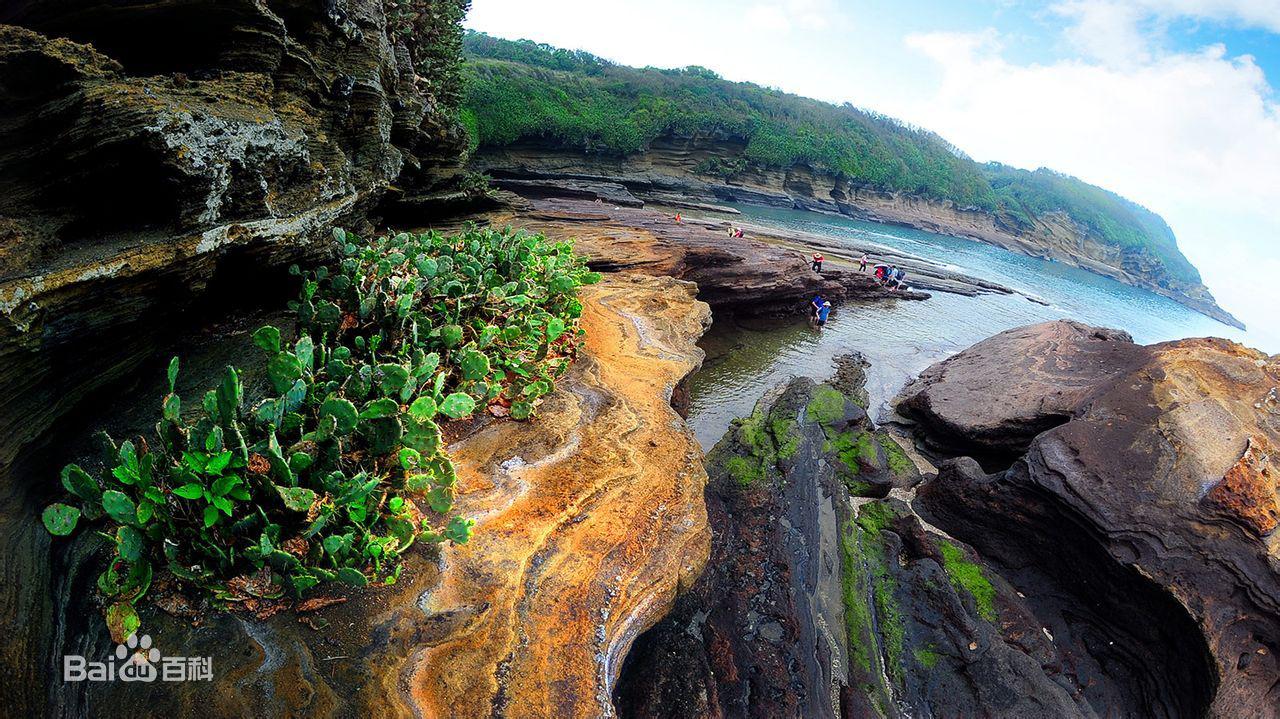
[466, 1, 1280, 352]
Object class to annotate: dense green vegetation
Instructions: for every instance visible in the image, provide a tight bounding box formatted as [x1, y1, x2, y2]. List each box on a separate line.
[42, 226, 600, 640]
[461, 32, 1201, 284]
[984, 163, 1200, 282]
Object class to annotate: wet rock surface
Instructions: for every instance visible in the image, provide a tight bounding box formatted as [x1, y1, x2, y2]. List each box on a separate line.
[616, 373, 1089, 719]
[1, 2, 474, 711]
[41, 274, 711, 717]
[903, 320, 1280, 717]
[613, 378, 867, 718]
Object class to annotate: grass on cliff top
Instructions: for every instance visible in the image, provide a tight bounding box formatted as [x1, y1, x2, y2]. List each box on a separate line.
[461, 31, 1203, 284]
[939, 540, 998, 623]
[41, 226, 600, 642]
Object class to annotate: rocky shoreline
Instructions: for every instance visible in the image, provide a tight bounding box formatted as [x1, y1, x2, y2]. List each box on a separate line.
[896, 321, 1280, 717]
[454, 194, 1036, 310]
[472, 144, 1244, 330]
[615, 320, 1279, 717]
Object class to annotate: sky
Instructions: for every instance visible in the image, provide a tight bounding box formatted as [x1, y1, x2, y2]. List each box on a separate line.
[465, 0, 1280, 352]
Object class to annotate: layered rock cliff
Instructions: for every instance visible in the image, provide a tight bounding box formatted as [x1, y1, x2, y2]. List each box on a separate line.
[0, 1, 473, 710]
[897, 320, 1280, 717]
[0, 0, 470, 471]
[471, 139, 1243, 329]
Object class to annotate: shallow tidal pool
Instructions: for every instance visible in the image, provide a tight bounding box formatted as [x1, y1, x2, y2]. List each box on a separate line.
[685, 206, 1251, 450]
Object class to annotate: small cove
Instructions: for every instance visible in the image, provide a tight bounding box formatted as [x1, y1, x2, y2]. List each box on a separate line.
[686, 205, 1251, 449]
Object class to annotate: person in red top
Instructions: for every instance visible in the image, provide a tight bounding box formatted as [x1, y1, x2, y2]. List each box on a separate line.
[811, 252, 824, 272]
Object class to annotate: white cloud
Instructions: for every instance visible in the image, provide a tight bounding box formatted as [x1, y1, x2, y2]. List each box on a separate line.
[1051, 0, 1280, 64]
[463, 0, 1278, 350]
[1136, 0, 1280, 31]
[746, 0, 847, 33]
[898, 24, 1280, 350]
[1052, 1, 1152, 65]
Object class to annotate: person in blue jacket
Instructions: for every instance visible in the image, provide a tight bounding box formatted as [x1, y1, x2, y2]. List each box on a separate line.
[810, 294, 824, 319]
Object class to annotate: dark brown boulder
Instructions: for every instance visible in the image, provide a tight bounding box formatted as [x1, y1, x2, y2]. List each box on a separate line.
[908, 323, 1280, 717]
[894, 319, 1142, 465]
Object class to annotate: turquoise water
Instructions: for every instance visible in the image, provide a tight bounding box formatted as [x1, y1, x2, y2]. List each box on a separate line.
[686, 205, 1252, 448]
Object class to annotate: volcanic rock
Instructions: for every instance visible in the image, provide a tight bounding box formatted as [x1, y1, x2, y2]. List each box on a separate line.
[894, 320, 1142, 465]
[0, 1, 466, 710]
[615, 376, 1067, 719]
[906, 321, 1280, 717]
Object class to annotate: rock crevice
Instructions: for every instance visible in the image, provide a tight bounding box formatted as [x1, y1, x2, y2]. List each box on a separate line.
[900, 320, 1280, 717]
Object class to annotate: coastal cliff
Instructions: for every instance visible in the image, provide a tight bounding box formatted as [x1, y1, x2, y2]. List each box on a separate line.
[0, 0, 472, 710]
[470, 140, 1242, 329]
[2, 3, 1275, 718]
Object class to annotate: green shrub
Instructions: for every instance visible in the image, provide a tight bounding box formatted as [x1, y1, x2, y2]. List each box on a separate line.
[42, 226, 601, 640]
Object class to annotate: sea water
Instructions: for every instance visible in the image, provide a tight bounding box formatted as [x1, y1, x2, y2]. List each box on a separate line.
[686, 205, 1254, 449]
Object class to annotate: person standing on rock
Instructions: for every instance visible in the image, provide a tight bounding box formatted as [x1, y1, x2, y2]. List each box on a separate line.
[859, 254, 869, 272]
[811, 252, 824, 272]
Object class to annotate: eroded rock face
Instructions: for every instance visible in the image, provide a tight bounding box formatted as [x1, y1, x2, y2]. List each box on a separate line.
[905, 321, 1280, 717]
[44, 274, 711, 717]
[615, 371, 1104, 718]
[614, 378, 876, 718]
[409, 274, 712, 717]
[0, 2, 468, 710]
[0, 0, 468, 465]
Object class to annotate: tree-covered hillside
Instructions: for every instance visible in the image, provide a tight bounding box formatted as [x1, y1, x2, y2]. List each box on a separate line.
[461, 32, 1202, 284]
